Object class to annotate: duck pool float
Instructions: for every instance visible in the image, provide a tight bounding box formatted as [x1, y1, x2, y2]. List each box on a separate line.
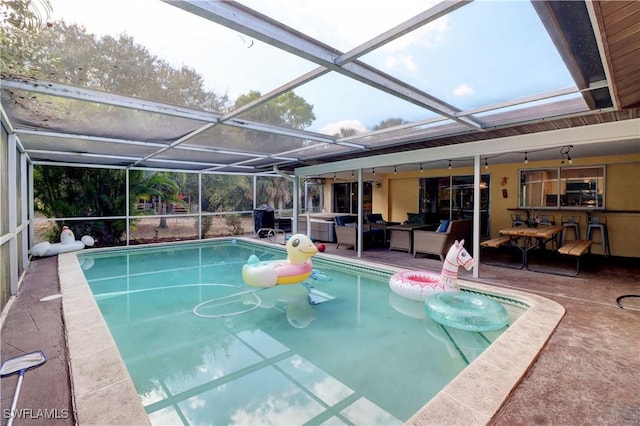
[28, 226, 94, 257]
[242, 234, 318, 288]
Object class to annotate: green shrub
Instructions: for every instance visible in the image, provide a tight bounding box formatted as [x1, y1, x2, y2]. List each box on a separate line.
[225, 214, 244, 235]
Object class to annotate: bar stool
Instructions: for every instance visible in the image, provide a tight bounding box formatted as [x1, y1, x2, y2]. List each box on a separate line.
[539, 215, 557, 249]
[560, 216, 581, 246]
[511, 214, 525, 227]
[586, 216, 611, 256]
[539, 215, 555, 225]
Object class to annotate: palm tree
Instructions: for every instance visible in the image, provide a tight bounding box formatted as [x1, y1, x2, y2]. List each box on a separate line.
[256, 176, 292, 211]
[129, 171, 183, 228]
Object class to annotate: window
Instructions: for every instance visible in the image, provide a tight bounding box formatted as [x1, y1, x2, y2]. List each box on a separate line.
[303, 180, 324, 213]
[519, 169, 559, 208]
[519, 166, 605, 209]
[419, 175, 490, 235]
[333, 182, 372, 215]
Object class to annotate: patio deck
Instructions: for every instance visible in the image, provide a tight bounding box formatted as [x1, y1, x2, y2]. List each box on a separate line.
[1, 242, 639, 425]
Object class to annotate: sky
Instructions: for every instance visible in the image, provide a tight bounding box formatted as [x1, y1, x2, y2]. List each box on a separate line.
[46, 0, 575, 136]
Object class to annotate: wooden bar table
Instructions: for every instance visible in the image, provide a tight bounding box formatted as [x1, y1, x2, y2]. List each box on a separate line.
[499, 225, 564, 270]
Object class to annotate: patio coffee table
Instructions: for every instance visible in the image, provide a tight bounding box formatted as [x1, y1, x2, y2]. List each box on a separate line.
[388, 224, 433, 252]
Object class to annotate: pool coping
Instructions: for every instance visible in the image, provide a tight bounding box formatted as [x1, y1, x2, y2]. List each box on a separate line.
[58, 238, 565, 425]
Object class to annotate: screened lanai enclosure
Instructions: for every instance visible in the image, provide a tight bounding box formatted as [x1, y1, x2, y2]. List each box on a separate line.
[1, 0, 639, 306]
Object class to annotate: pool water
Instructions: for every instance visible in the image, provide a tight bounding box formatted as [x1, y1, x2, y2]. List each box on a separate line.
[79, 240, 525, 425]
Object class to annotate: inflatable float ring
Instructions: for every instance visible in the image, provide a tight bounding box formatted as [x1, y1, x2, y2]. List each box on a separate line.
[389, 270, 450, 302]
[425, 292, 509, 332]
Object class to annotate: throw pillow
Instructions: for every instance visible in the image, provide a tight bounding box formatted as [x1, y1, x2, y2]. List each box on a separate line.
[436, 220, 450, 233]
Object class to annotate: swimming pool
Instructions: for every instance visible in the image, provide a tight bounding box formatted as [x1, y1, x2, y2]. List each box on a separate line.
[59, 238, 565, 425]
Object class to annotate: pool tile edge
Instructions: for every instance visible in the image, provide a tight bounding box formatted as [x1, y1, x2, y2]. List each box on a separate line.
[407, 280, 565, 425]
[61, 241, 565, 426]
[59, 253, 151, 426]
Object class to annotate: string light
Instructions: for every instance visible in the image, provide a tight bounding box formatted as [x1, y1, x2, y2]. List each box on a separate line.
[524, 152, 528, 164]
[484, 158, 489, 169]
[448, 160, 452, 170]
[419, 163, 423, 172]
[372, 168, 375, 175]
[393, 165, 397, 174]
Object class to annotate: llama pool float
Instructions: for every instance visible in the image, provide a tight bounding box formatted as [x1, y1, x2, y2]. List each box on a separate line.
[389, 239, 474, 301]
[389, 239, 508, 332]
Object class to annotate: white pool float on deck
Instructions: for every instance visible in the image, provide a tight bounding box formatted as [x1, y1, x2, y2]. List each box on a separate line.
[28, 226, 94, 257]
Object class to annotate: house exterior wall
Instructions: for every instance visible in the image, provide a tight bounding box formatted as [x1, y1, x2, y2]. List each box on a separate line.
[372, 152, 639, 258]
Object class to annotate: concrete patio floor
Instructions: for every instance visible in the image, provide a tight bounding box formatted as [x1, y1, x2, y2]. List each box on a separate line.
[1, 241, 639, 425]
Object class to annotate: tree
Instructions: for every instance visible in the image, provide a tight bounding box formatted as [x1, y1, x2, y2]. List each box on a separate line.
[234, 90, 315, 129]
[0, 0, 54, 80]
[7, 6, 315, 245]
[129, 171, 182, 229]
[23, 20, 231, 112]
[201, 174, 252, 214]
[256, 176, 293, 211]
[372, 117, 407, 130]
[33, 166, 128, 245]
[334, 127, 359, 137]
[33, 166, 186, 244]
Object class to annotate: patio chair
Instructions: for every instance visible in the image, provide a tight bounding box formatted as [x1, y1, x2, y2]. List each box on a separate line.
[334, 216, 383, 250]
[366, 214, 400, 244]
[511, 214, 526, 227]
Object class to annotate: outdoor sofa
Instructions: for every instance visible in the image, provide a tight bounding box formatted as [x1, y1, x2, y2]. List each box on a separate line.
[412, 219, 473, 260]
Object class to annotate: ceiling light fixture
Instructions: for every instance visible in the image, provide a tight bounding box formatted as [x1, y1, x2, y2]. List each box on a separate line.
[560, 145, 574, 164]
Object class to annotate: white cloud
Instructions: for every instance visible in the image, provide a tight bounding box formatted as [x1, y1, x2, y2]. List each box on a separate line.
[453, 83, 474, 96]
[385, 56, 398, 69]
[242, 0, 442, 51]
[380, 18, 451, 53]
[385, 54, 418, 74]
[400, 55, 418, 73]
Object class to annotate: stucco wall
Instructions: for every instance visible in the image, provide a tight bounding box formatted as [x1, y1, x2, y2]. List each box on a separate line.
[374, 153, 639, 258]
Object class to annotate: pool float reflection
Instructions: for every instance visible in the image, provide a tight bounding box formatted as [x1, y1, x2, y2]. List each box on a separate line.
[242, 234, 318, 288]
[389, 239, 474, 302]
[244, 284, 317, 328]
